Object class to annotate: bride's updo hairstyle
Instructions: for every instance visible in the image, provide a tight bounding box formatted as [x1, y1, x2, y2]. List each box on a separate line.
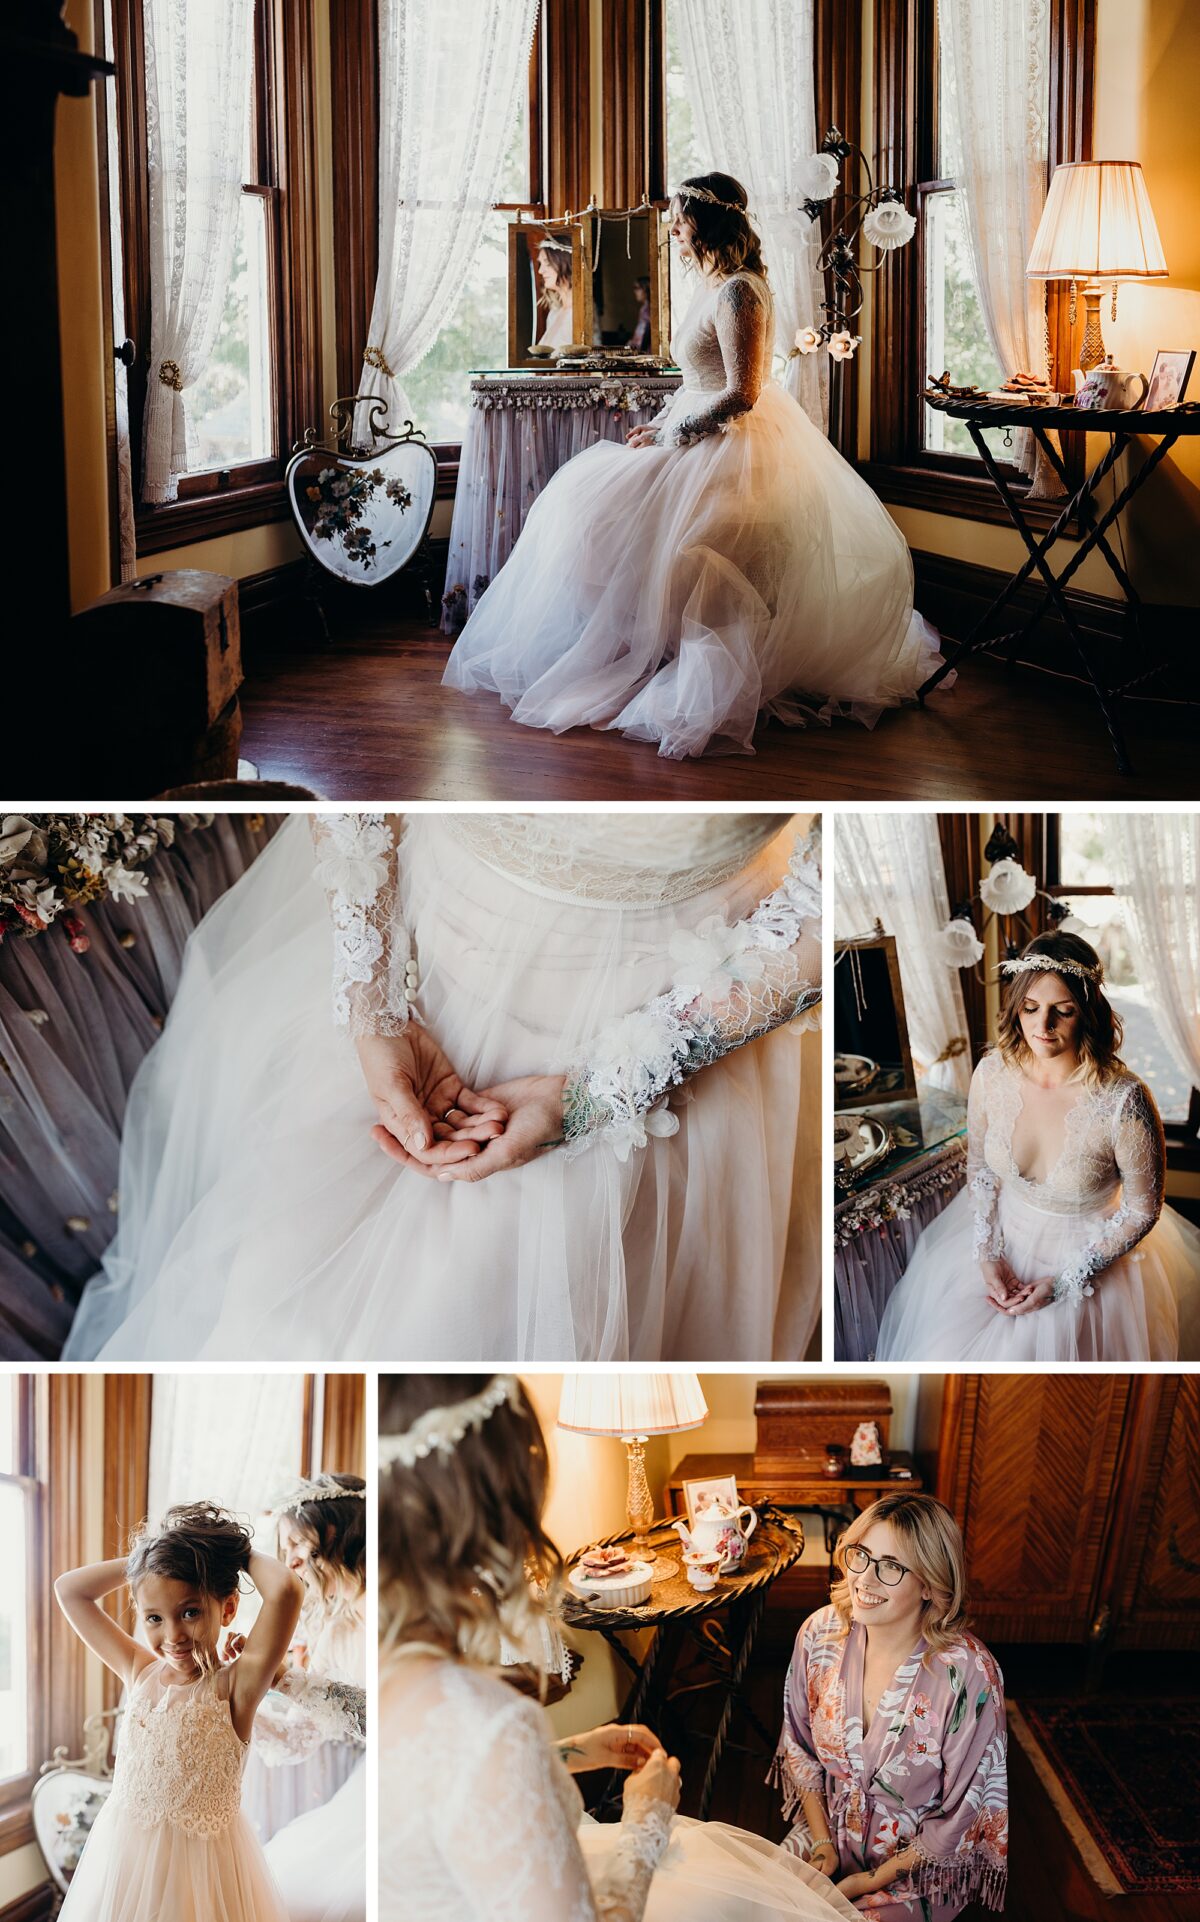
[126, 1502, 252, 1601]
[379, 1375, 562, 1668]
[673, 172, 767, 280]
[831, 1494, 968, 1659]
[284, 1475, 367, 1608]
[996, 930, 1124, 1087]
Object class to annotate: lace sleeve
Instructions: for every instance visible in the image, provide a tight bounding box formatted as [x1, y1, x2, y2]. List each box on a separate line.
[1053, 1079, 1166, 1305]
[441, 1696, 671, 1922]
[967, 1059, 1003, 1264]
[657, 276, 767, 448]
[252, 1674, 366, 1766]
[310, 814, 418, 1037]
[562, 821, 821, 1158]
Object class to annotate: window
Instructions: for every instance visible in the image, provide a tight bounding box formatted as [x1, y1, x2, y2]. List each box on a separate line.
[0, 1377, 37, 1833]
[663, 4, 704, 350]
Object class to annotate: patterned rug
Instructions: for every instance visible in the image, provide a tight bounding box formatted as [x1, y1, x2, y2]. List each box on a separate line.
[1009, 1698, 1200, 1895]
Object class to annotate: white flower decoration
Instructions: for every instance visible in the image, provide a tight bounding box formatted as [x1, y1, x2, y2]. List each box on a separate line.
[863, 201, 917, 252]
[313, 816, 393, 907]
[798, 152, 839, 202]
[104, 864, 150, 905]
[793, 326, 822, 355]
[606, 1105, 680, 1163]
[828, 329, 862, 361]
[669, 915, 754, 996]
[979, 859, 1037, 915]
[0, 817, 36, 868]
[933, 917, 984, 968]
[1057, 913, 1086, 934]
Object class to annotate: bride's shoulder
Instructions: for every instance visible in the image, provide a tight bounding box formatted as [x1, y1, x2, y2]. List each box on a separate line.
[972, 1048, 1007, 1086]
[1107, 1068, 1160, 1125]
[717, 270, 771, 307]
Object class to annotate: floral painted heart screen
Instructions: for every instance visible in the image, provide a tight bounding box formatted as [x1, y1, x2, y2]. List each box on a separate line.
[286, 431, 438, 586]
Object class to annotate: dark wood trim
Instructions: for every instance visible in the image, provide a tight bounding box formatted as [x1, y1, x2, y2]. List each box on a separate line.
[544, 0, 591, 214]
[935, 814, 989, 1061]
[322, 1377, 365, 1478]
[814, 0, 863, 459]
[136, 478, 296, 554]
[40, 1378, 90, 1777]
[101, 1378, 152, 1716]
[861, 457, 1082, 534]
[602, 0, 649, 208]
[273, 0, 324, 451]
[0, 1885, 56, 1922]
[330, 0, 380, 400]
[300, 1375, 316, 1478]
[869, 0, 923, 466]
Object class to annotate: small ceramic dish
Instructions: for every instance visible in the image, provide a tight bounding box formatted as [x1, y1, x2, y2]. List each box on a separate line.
[568, 1559, 654, 1609]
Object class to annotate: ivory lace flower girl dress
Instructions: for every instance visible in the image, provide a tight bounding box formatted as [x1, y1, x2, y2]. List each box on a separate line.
[60, 1660, 286, 1922]
[444, 270, 944, 757]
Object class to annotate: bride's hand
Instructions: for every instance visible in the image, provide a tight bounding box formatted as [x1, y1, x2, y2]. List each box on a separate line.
[1003, 1276, 1057, 1315]
[980, 1257, 1021, 1311]
[568, 1723, 660, 1772]
[621, 1746, 681, 1818]
[626, 424, 659, 448]
[356, 1030, 507, 1168]
[432, 1075, 567, 1184]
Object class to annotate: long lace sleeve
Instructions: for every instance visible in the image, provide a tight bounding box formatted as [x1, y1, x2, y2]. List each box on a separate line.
[253, 1674, 366, 1766]
[967, 1059, 1003, 1264]
[441, 1695, 671, 1922]
[310, 814, 418, 1036]
[657, 276, 767, 448]
[562, 821, 821, 1158]
[1054, 1078, 1166, 1304]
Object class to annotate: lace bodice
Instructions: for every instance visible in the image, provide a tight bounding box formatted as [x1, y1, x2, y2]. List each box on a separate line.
[380, 1655, 672, 1922]
[313, 813, 821, 1156]
[109, 1662, 246, 1838]
[967, 1052, 1165, 1303]
[657, 271, 774, 448]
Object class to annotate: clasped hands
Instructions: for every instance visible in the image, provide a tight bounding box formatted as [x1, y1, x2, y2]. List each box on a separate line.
[356, 1029, 567, 1185]
[980, 1256, 1055, 1316]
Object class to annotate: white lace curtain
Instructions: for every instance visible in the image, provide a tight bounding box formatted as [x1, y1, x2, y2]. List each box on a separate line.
[938, 0, 1051, 477]
[835, 813, 972, 1096]
[360, 0, 540, 429]
[142, 0, 255, 504]
[1109, 813, 1200, 1099]
[674, 0, 828, 430]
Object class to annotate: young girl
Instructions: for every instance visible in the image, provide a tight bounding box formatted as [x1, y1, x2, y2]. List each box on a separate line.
[773, 1494, 1007, 1918]
[55, 1501, 303, 1922]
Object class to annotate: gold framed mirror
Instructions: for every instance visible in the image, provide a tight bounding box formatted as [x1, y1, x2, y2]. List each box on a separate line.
[578, 208, 672, 359]
[507, 222, 590, 366]
[833, 934, 918, 1108]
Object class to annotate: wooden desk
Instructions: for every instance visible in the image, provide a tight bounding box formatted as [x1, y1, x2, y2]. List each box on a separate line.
[664, 1451, 923, 1517]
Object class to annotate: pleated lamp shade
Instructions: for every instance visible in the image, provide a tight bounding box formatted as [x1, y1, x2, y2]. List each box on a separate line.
[1026, 161, 1168, 281]
[557, 1373, 708, 1438]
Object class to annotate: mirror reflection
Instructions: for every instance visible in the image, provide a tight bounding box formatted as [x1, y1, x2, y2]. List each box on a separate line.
[833, 935, 918, 1107]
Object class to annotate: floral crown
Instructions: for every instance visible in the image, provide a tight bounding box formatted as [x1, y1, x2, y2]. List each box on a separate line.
[379, 1377, 520, 1472]
[271, 1473, 365, 1520]
[1001, 953, 1100, 984]
[674, 182, 746, 214]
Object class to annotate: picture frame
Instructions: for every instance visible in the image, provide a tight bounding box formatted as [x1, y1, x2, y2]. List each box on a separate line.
[1145, 348, 1195, 411]
[682, 1472, 740, 1525]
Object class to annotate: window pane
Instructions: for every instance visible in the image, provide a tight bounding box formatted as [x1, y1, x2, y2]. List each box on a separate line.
[1057, 815, 1190, 1124]
[186, 192, 275, 472]
[0, 1480, 29, 1783]
[665, 2, 706, 353]
[0, 1378, 13, 1477]
[923, 189, 1005, 457]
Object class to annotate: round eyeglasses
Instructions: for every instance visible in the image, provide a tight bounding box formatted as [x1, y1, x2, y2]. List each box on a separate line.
[843, 1544, 912, 1587]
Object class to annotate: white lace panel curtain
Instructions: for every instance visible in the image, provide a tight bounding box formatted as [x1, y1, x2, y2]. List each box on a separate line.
[1109, 813, 1200, 1099]
[938, 0, 1051, 477]
[142, 0, 255, 504]
[360, 0, 540, 429]
[835, 813, 972, 1096]
[674, 0, 828, 430]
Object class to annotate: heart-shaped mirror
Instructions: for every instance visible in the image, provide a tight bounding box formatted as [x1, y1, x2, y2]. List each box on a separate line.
[286, 432, 437, 587]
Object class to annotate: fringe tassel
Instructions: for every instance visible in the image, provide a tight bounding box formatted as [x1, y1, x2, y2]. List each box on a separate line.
[911, 1842, 1008, 1913]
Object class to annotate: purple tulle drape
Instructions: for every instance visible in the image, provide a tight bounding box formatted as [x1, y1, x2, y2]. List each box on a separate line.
[834, 1145, 967, 1360]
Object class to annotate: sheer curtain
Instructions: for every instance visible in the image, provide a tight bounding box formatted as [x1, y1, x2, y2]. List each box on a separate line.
[1109, 813, 1200, 1099]
[938, 0, 1051, 478]
[359, 0, 540, 429]
[141, 0, 255, 503]
[674, 0, 828, 429]
[835, 813, 972, 1096]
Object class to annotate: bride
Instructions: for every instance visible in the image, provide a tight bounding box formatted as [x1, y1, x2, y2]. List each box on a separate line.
[63, 810, 821, 1364]
[876, 932, 1200, 1362]
[443, 172, 945, 760]
[379, 1373, 860, 1922]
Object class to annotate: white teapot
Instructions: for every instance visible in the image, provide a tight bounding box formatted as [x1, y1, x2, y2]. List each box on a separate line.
[1075, 357, 1148, 412]
[672, 1498, 758, 1572]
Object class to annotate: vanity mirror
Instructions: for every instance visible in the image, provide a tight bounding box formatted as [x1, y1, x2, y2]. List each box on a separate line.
[508, 222, 590, 365]
[285, 396, 438, 588]
[833, 934, 918, 1108]
[506, 208, 672, 367]
[579, 208, 671, 359]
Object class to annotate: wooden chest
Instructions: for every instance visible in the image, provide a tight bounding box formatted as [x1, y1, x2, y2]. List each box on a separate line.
[754, 1379, 894, 1474]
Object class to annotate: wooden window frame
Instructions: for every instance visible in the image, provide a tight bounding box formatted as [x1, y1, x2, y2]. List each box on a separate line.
[106, 0, 323, 555]
[0, 1379, 41, 1851]
[861, 0, 1095, 528]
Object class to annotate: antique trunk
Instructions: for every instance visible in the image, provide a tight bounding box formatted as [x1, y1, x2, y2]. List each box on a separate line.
[67, 570, 243, 794]
[754, 1379, 893, 1474]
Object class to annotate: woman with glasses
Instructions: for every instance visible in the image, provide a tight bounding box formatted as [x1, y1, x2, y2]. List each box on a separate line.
[772, 1495, 1007, 1918]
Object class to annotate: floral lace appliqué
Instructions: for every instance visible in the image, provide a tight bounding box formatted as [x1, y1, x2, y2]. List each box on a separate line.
[311, 814, 416, 1037]
[109, 1671, 244, 1838]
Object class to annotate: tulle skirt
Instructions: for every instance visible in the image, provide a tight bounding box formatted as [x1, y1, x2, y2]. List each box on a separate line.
[263, 1758, 365, 1922]
[578, 1816, 860, 1919]
[875, 1181, 1200, 1362]
[242, 1736, 358, 1845]
[59, 1803, 286, 1922]
[443, 383, 946, 759]
[64, 816, 817, 1363]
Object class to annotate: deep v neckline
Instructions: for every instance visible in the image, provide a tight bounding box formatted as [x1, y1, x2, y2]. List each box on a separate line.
[850, 1622, 925, 1749]
[1005, 1067, 1089, 1189]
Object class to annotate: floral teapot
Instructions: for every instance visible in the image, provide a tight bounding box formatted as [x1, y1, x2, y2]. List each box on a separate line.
[672, 1498, 758, 1572]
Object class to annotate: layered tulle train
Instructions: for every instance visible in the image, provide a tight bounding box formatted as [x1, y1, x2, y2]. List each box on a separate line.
[578, 1815, 859, 1920]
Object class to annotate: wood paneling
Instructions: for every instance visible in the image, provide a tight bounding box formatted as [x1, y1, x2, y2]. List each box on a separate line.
[101, 1377, 152, 1715]
[323, 1377, 366, 1478]
[545, 0, 592, 213]
[330, 0, 380, 399]
[602, 0, 650, 208]
[1111, 1376, 1200, 1650]
[39, 1377, 90, 1769]
[814, 0, 862, 459]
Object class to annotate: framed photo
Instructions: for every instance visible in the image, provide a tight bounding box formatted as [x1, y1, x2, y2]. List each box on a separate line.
[1145, 348, 1195, 411]
[683, 1473, 740, 1524]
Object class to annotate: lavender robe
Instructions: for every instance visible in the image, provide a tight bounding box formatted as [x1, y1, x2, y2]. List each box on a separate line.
[771, 1605, 1007, 1919]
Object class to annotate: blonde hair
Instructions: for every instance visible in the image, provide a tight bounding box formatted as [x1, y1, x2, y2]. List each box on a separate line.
[378, 1376, 562, 1674]
[830, 1494, 969, 1658]
[995, 931, 1124, 1089]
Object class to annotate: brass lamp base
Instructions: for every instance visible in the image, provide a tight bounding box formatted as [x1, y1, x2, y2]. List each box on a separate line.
[1078, 282, 1108, 374]
[623, 1435, 678, 1582]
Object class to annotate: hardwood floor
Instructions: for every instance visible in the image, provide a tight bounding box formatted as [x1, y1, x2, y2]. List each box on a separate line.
[239, 617, 1199, 802]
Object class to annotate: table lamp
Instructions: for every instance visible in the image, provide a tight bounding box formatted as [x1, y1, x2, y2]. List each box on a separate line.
[558, 1373, 707, 1578]
[1026, 160, 1167, 374]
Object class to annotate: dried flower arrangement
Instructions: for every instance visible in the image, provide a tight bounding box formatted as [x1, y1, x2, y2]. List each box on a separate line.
[0, 814, 215, 950]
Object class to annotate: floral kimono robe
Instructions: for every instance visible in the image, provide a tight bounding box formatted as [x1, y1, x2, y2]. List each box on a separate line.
[771, 1605, 1007, 1919]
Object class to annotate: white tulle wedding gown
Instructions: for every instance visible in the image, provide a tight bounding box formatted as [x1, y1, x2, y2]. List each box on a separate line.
[380, 1650, 859, 1922]
[63, 811, 821, 1364]
[443, 270, 944, 758]
[876, 1050, 1200, 1362]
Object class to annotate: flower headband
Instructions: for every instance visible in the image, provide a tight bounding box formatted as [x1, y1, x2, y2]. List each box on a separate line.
[379, 1377, 520, 1471]
[674, 183, 745, 214]
[1001, 954, 1100, 983]
[271, 1473, 366, 1519]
